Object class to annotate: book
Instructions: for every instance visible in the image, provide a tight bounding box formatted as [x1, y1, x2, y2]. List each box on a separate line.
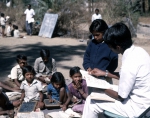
[80, 70, 116, 102]
[90, 92, 115, 102]
[80, 70, 111, 89]
[47, 108, 81, 118]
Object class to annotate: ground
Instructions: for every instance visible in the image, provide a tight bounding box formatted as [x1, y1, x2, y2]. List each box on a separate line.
[1, 33, 150, 118]
[1, 34, 150, 86]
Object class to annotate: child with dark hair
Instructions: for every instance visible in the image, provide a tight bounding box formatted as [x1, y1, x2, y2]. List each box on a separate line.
[83, 19, 118, 83]
[19, 65, 44, 110]
[14, 25, 24, 38]
[0, 88, 20, 117]
[47, 72, 71, 111]
[8, 54, 27, 88]
[68, 66, 88, 114]
[82, 23, 150, 118]
[6, 22, 12, 37]
[10, 24, 16, 37]
[34, 49, 57, 85]
[0, 13, 6, 37]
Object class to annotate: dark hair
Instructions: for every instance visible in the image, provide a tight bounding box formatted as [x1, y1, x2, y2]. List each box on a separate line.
[15, 25, 18, 30]
[70, 66, 81, 77]
[89, 19, 108, 33]
[1, 13, 4, 17]
[104, 22, 133, 51]
[22, 65, 36, 76]
[40, 49, 50, 58]
[13, 25, 16, 28]
[9, 22, 12, 25]
[28, 4, 31, 7]
[95, 9, 99, 12]
[51, 72, 66, 87]
[16, 54, 27, 63]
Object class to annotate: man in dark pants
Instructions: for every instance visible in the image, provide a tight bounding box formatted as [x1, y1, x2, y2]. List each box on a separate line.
[24, 4, 35, 35]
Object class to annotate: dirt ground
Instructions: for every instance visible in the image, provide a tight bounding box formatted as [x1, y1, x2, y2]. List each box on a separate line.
[1, 34, 150, 85]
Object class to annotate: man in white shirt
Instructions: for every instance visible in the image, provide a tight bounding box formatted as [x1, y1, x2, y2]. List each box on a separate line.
[82, 23, 150, 118]
[91, 9, 102, 22]
[24, 4, 35, 35]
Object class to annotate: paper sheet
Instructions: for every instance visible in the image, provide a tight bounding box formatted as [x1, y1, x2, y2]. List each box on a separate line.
[80, 70, 111, 89]
[90, 92, 115, 102]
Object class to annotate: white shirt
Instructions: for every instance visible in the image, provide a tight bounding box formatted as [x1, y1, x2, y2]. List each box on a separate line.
[118, 45, 150, 117]
[20, 79, 42, 102]
[34, 57, 57, 77]
[91, 13, 102, 22]
[10, 64, 24, 81]
[14, 29, 19, 38]
[24, 9, 35, 22]
[6, 26, 12, 36]
[0, 17, 6, 25]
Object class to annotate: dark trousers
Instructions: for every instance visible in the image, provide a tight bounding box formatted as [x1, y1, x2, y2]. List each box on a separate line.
[26, 21, 33, 35]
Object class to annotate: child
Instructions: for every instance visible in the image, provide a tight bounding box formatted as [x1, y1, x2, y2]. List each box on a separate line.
[34, 49, 57, 85]
[47, 72, 71, 111]
[0, 13, 6, 37]
[7, 54, 28, 88]
[10, 24, 16, 37]
[82, 23, 150, 118]
[14, 25, 24, 38]
[68, 66, 88, 114]
[6, 22, 12, 37]
[0, 87, 20, 117]
[83, 19, 118, 83]
[91, 9, 102, 22]
[19, 65, 44, 110]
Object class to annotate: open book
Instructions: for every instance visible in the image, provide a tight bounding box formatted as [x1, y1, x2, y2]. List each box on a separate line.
[80, 70, 111, 89]
[47, 108, 81, 118]
[80, 70, 117, 102]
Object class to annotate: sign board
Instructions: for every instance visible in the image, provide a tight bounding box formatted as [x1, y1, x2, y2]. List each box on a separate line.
[39, 13, 58, 38]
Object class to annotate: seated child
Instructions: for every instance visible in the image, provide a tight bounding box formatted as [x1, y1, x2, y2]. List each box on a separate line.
[0, 87, 20, 117]
[47, 72, 71, 111]
[10, 24, 16, 37]
[34, 49, 57, 85]
[19, 65, 44, 110]
[68, 66, 88, 114]
[14, 25, 24, 38]
[6, 22, 13, 37]
[8, 55, 27, 88]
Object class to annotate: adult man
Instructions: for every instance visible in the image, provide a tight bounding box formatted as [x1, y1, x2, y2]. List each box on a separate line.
[91, 9, 102, 22]
[82, 23, 150, 118]
[24, 4, 35, 35]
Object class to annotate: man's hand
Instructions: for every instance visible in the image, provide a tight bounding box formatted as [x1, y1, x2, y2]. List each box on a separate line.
[90, 68, 105, 77]
[87, 67, 92, 73]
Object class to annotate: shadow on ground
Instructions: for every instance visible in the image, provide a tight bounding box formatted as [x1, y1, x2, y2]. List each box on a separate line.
[0, 42, 86, 81]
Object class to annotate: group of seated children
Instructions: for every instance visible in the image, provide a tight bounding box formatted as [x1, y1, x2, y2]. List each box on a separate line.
[0, 13, 24, 38]
[7, 22, 24, 38]
[0, 49, 88, 117]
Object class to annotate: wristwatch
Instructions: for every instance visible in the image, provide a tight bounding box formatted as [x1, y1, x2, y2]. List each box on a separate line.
[105, 70, 109, 77]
